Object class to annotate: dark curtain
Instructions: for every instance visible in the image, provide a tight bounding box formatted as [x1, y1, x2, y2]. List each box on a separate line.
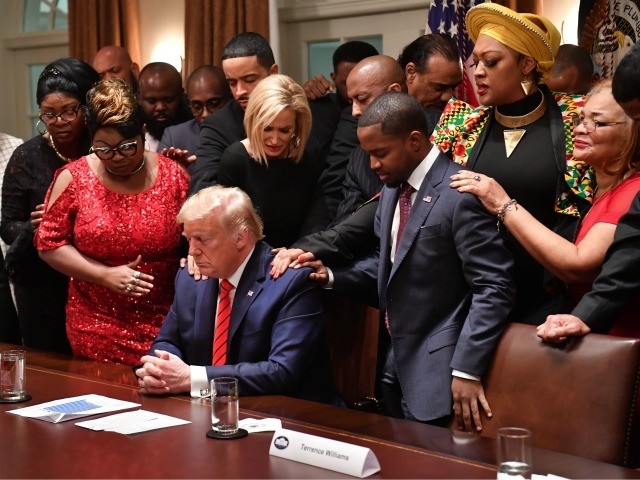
[68, 0, 141, 66]
[184, 0, 269, 78]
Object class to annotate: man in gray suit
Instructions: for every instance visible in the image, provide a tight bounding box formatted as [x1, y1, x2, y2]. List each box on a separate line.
[159, 65, 231, 169]
[321, 92, 514, 431]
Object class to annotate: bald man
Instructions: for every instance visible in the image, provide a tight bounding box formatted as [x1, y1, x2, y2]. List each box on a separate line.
[138, 62, 192, 152]
[93, 45, 140, 88]
[159, 66, 231, 170]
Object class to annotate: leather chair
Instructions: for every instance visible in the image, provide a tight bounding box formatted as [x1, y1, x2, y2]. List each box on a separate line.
[479, 322, 640, 467]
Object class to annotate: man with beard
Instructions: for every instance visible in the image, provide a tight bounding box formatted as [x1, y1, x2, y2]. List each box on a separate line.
[138, 62, 192, 152]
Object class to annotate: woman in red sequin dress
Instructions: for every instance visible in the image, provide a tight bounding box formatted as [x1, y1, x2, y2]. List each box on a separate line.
[36, 79, 188, 365]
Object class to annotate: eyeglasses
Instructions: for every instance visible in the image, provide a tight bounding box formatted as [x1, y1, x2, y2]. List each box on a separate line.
[573, 114, 626, 133]
[189, 98, 226, 115]
[89, 140, 139, 160]
[38, 104, 82, 125]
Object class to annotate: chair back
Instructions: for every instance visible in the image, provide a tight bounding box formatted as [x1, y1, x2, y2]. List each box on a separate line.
[480, 322, 640, 467]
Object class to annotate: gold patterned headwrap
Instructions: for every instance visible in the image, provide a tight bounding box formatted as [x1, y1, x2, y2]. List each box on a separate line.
[466, 3, 560, 83]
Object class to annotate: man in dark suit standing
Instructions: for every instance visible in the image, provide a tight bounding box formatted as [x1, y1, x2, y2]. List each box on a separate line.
[159, 65, 231, 170]
[136, 186, 337, 404]
[325, 92, 514, 430]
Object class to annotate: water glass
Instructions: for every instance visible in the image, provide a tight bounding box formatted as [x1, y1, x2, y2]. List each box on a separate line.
[496, 427, 532, 479]
[210, 377, 239, 435]
[0, 350, 26, 401]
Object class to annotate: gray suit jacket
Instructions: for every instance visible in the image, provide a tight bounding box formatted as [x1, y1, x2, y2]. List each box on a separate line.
[334, 151, 515, 421]
[159, 119, 200, 156]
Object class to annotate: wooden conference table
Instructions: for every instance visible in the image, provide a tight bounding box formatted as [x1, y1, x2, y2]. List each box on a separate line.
[1, 343, 639, 479]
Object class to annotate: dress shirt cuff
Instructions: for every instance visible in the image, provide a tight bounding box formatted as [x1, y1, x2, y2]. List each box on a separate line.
[190, 366, 210, 398]
[323, 267, 335, 289]
[452, 369, 481, 382]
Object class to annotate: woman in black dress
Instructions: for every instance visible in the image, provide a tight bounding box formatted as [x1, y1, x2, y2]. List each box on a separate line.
[219, 74, 328, 247]
[1, 58, 99, 352]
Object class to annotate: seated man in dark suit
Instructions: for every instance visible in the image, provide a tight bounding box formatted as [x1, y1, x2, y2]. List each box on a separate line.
[136, 186, 338, 404]
[159, 65, 231, 171]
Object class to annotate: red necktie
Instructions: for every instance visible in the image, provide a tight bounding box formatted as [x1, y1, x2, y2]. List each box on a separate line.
[212, 279, 234, 366]
[396, 182, 415, 251]
[386, 182, 415, 332]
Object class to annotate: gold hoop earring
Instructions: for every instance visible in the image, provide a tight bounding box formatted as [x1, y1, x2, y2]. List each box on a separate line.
[36, 119, 47, 135]
[521, 76, 532, 96]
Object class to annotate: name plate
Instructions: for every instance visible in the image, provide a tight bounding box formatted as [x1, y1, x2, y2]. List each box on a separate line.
[269, 428, 380, 478]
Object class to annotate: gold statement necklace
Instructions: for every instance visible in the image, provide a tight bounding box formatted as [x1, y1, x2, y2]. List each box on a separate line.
[48, 134, 72, 163]
[494, 93, 547, 158]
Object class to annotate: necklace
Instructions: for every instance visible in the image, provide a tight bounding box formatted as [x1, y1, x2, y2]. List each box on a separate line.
[48, 134, 71, 163]
[105, 156, 146, 177]
[494, 93, 547, 158]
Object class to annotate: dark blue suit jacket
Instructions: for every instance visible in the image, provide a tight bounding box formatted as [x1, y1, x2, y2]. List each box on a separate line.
[335, 152, 515, 421]
[150, 241, 338, 403]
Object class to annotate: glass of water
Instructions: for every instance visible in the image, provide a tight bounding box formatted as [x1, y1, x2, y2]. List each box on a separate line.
[496, 427, 532, 479]
[0, 350, 26, 401]
[210, 377, 239, 435]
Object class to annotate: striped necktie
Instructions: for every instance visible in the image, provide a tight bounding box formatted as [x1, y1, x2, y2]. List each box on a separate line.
[212, 279, 234, 366]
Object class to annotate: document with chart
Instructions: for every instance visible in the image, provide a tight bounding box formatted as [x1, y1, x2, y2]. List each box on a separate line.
[6, 394, 140, 423]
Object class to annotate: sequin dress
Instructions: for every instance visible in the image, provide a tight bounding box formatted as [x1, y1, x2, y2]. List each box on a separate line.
[35, 155, 188, 365]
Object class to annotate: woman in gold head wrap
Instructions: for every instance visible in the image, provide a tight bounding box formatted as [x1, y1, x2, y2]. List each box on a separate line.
[434, 3, 593, 325]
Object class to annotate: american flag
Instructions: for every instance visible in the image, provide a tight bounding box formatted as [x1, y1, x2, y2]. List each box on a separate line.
[427, 0, 486, 106]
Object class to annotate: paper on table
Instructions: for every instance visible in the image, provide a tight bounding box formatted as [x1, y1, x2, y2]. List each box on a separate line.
[532, 475, 570, 480]
[6, 394, 139, 423]
[238, 417, 282, 433]
[76, 409, 190, 434]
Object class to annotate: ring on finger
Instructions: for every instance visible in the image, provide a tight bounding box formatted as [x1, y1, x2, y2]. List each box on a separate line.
[473, 174, 481, 181]
[134, 271, 142, 279]
[126, 285, 132, 292]
[131, 277, 139, 285]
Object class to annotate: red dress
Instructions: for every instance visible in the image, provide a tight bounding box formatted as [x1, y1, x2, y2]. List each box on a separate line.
[571, 173, 640, 338]
[36, 155, 188, 365]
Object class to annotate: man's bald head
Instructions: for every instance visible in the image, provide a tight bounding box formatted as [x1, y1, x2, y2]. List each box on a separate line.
[93, 45, 139, 86]
[346, 55, 407, 118]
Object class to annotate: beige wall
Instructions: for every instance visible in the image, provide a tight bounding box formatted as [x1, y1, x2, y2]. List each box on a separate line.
[138, 0, 185, 70]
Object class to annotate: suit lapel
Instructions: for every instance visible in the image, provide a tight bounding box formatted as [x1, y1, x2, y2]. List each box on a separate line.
[389, 154, 449, 281]
[194, 277, 217, 361]
[228, 243, 266, 343]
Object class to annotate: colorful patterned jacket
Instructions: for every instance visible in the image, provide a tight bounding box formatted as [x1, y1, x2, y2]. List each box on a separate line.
[431, 87, 593, 219]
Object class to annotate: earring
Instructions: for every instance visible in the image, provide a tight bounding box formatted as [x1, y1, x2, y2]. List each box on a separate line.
[36, 119, 47, 135]
[521, 76, 532, 96]
[291, 134, 300, 149]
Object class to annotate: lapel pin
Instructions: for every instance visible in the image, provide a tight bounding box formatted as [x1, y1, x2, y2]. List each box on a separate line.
[247, 290, 254, 297]
[423, 196, 432, 203]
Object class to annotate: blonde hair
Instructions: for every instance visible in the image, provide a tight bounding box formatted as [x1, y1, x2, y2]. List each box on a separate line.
[588, 78, 640, 183]
[243, 74, 311, 165]
[177, 186, 263, 240]
[86, 78, 143, 137]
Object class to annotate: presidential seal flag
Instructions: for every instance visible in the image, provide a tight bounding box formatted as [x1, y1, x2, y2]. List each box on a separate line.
[579, 0, 640, 77]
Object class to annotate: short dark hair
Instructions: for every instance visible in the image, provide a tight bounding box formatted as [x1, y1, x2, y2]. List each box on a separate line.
[358, 91, 428, 137]
[222, 32, 275, 71]
[613, 42, 640, 103]
[397, 33, 460, 73]
[138, 62, 183, 88]
[186, 65, 231, 98]
[332, 41, 379, 70]
[36, 57, 100, 106]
